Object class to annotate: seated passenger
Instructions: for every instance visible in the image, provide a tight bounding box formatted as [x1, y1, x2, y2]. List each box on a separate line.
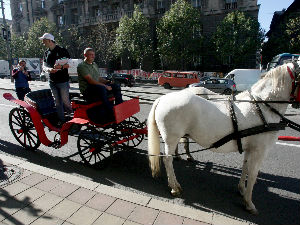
[77, 48, 123, 123]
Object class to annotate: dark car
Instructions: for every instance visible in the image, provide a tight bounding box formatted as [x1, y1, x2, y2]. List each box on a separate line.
[106, 73, 135, 87]
[189, 77, 237, 95]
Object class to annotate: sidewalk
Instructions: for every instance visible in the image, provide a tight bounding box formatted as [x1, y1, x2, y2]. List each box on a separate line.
[0, 154, 251, 225]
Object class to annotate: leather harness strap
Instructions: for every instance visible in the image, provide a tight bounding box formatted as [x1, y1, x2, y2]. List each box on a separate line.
[229, 98, 243, 154]
[211, 94, 287, 154]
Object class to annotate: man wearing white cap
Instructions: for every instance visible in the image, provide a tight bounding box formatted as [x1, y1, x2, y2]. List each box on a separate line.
[39, 33, 72, 125]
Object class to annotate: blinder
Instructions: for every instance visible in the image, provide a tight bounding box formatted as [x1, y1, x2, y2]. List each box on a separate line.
[289, 61, 300, 108]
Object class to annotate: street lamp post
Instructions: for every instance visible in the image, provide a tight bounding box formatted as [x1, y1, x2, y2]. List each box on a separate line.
[0, 0, 13, 82]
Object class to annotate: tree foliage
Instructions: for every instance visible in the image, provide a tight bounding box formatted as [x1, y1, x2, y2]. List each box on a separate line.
[113, 5, 153, 68]
[24, 17, 61, 58]
[286, 16, 300, 54]
[86, 23, 115, 67]
[156, 0, 202, 70]
[213, 11, 264, 69]
[62, 25, 88, 59]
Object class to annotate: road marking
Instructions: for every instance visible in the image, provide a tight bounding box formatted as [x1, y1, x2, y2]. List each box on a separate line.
[276, 142, 300, 148]
[0, 103, 15, 108]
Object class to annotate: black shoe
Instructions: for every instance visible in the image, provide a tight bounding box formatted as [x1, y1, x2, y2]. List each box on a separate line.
[69, 124, 81, 135]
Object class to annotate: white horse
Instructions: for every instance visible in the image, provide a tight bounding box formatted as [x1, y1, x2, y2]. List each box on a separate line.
[147, 63, 299, 214]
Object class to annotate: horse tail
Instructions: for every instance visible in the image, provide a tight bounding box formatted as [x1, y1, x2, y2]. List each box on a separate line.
[148, 98, 161, 178]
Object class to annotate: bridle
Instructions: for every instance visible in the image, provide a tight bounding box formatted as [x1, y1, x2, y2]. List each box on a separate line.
[288, 61, 300, 105]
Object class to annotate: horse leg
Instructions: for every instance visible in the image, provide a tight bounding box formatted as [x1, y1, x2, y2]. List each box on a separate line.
[183, 137, 194, 161]
[243, 149, 265, 215]
[163, 142, 182, 196]
[174, 144, 182, 161]
[238, 151, 249, 196]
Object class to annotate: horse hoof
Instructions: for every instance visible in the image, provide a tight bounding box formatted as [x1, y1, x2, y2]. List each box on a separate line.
[174, 156, 182, 161]
[243, 199, 258, 215]
[187, 156, 194, 162]
[247, 207, 259, 215]
[171, 189, 182, 197]
[171, 189, 181, 197]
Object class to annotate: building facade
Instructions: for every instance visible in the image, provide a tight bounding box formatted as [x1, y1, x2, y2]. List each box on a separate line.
[10, 0, 260, 70]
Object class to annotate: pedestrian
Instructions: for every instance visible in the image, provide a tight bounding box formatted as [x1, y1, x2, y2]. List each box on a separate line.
[39, 33, 72, 125]
[12, 60, 31, 101]
[77, 48, 123, 123]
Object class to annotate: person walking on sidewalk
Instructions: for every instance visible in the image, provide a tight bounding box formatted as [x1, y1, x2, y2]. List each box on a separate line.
[40, 33, 72, 124]
[77, 48, 123, 123]
[12, 60, 31, 101]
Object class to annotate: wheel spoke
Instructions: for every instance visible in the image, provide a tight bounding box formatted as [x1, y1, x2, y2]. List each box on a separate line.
[12, 114, 23, 126]
[12, 121, 22, 128]
[26, 134, 33, 147]
[27, 133, 36, 146]
[28, 130, 38, 139]
[88, 154, 93, 162]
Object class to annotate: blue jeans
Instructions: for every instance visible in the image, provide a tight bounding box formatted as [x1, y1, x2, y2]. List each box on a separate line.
[16, 87, 31, 101]
[49, 81, 72, 121]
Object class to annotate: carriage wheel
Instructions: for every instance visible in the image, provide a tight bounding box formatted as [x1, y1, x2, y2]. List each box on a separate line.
[117, 116, 145, 148]
[77, 127, 115, 168]
[9, 107, 41, 151]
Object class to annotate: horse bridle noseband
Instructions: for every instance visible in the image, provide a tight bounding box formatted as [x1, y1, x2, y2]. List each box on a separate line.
[288, 61, 300, 103]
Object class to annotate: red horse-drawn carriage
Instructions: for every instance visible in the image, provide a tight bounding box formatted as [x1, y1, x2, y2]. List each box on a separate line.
[3, 89, 147, 168]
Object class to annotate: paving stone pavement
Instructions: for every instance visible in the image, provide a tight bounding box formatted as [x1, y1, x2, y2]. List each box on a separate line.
[0, 153, 252, 225]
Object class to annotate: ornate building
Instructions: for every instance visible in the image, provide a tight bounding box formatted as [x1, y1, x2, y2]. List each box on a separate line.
[10, 0, 260, 70]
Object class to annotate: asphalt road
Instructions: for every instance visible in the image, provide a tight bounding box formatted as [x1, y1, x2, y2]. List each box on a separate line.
[0, 82, 299, 225]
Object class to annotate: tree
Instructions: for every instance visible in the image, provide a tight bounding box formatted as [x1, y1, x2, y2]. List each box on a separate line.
[86, 23, 115, 67]
[11, 33, 26, 58]
[113, 5, 153, 69]
[156, 0, 202, 70]
[0, 37, 7, 60]
[23, 17, 61, 58]
[62, 25, 89, 59]
[213, 11, 264, 69]
[286, 15, 300, 53]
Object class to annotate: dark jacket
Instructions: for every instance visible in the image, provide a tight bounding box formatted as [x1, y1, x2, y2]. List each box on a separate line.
[43, 45, 70, 83]
[12, 68, 30, 88]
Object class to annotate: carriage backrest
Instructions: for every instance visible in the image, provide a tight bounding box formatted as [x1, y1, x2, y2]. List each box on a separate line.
[25, 89, 57, 116]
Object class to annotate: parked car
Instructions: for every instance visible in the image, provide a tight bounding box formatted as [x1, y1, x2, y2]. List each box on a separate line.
[158, 71, 199, 89]
[106, 73, 135, 87]
[224, 69, 261, 92]
[266, 53, 300, 72]
[189, 78, 236, 95]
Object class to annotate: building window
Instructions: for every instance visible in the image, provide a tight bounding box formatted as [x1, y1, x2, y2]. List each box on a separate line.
[157, 0, 164, 9]
[156, 0, 165, 13]
[93, 7, 101, 17]
[58, 16, 64, 26]
[225, 0, 237, 9]
[41, 0, 45, 9]
[71, 9, 78, 24]
[192, 0, 201, 8]
[19, 3, 23, 12]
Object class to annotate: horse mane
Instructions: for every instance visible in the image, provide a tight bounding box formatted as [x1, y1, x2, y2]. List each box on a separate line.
[248, 64, 292, 100]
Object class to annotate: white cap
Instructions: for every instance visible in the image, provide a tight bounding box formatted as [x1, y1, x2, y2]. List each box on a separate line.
[39, 33, 55, 41]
